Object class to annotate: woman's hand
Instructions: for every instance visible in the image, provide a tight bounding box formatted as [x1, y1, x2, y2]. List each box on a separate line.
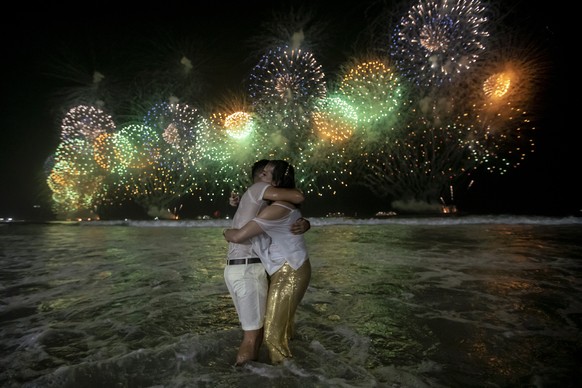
[290, 217, 310, 235]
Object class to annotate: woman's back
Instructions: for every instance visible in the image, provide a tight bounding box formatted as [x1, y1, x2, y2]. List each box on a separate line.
[252, 202, 308, 275]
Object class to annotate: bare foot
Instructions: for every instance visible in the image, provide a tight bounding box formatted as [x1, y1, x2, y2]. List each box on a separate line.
[235, 344, 258, 366]
[235, 328, 263, 366]
[235, 353, 255, 366]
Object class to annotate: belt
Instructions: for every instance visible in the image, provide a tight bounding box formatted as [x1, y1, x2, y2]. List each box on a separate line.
[227, 257, 261, 265]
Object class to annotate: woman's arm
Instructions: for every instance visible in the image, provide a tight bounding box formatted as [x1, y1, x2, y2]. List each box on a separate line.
[263, 186, 304, 204]
[223, 202, 291, 243]
[256, 201, 292, 220]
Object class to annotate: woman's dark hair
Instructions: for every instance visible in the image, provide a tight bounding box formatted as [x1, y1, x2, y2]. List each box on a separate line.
[269, 160, 295, 189]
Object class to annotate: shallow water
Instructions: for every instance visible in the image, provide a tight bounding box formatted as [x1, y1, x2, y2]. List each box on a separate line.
[1, 217, 581, 387]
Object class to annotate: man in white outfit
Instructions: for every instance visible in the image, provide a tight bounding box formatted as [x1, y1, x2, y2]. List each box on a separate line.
[224, 159, 310, 366]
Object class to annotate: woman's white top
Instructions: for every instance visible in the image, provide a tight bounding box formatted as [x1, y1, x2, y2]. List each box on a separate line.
[251, 203, 309, 276]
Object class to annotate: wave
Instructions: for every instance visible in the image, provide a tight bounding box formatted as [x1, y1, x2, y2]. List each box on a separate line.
[66, 215, 582, 227]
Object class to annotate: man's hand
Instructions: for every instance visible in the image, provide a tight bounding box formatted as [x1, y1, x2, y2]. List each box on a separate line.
[290, 217, 310, 235]
[229, 191, 240, 207]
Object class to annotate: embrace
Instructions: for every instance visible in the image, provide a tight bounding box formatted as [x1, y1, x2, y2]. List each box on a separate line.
[222, 159, 311, 366]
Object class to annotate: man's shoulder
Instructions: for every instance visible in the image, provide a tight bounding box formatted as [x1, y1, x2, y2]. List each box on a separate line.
[240, 181, 270, 203]
[247, 181, 270, 194]
[249, 181, 270, 188]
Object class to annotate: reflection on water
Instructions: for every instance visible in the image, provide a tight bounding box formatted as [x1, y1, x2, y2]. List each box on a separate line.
[1, 219, 581, 387]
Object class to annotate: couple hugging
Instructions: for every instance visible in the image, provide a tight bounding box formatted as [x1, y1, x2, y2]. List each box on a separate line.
[222, 159, 311, 366]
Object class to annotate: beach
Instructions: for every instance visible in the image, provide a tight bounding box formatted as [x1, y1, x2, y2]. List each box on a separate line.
[1, 216, 581, 387]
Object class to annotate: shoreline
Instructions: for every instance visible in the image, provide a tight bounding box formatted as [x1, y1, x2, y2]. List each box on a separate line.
[2, 214, 581, 227]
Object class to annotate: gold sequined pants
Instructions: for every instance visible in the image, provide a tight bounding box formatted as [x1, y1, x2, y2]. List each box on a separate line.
[264, 259, 311, 364]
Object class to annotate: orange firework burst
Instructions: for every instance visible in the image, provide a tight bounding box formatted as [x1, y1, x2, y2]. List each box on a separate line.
[459, 32, 549, 174]
[224, 111, 254, 139]
[312, 97, 357, 144]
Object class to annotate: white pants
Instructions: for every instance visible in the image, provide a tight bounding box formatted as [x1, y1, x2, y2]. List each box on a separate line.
[224, 263, 268, 331]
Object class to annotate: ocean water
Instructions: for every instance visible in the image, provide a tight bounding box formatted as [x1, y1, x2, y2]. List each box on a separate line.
[1, 216, 581, 387]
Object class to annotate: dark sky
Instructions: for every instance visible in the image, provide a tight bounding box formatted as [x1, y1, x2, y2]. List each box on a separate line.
[0, 0, 576, 219]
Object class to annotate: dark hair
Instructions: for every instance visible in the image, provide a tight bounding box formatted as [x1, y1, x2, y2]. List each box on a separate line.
[251, 159, 269, 180]
[269, 160, 295, 189]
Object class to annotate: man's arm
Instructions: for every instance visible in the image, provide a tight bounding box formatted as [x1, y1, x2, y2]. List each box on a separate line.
[223, 220, 264, 243]
[225, 215, 310, 241]
[223, 202, 289, 243]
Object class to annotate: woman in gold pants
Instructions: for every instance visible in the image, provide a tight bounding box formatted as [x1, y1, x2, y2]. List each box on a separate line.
[263, 260, 311, 363]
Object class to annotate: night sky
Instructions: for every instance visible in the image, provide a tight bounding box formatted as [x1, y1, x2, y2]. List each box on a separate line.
[0, 0, 576, 220]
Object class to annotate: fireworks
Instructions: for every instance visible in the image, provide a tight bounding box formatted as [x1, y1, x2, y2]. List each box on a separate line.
[338, 59, 403, 136]
[92, 132, 117, 171]
[113, 123, 160, 169]
[60, 105, 116, 142]
[43, 0, 547, 218]
[48, 138, 107, 217]
[224, 112, 255, 140]
[312, 97, 358, 144]
[458, 34, 546, 175]
[141, 101, 215, 169]
[390, 0, 489, 88]
[246, 45, 330, 193]
[248, 46, 326, 145]
[249, 46, 326, 105]
[206, 106, 264, 193]
[353, 117, 474, 202]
